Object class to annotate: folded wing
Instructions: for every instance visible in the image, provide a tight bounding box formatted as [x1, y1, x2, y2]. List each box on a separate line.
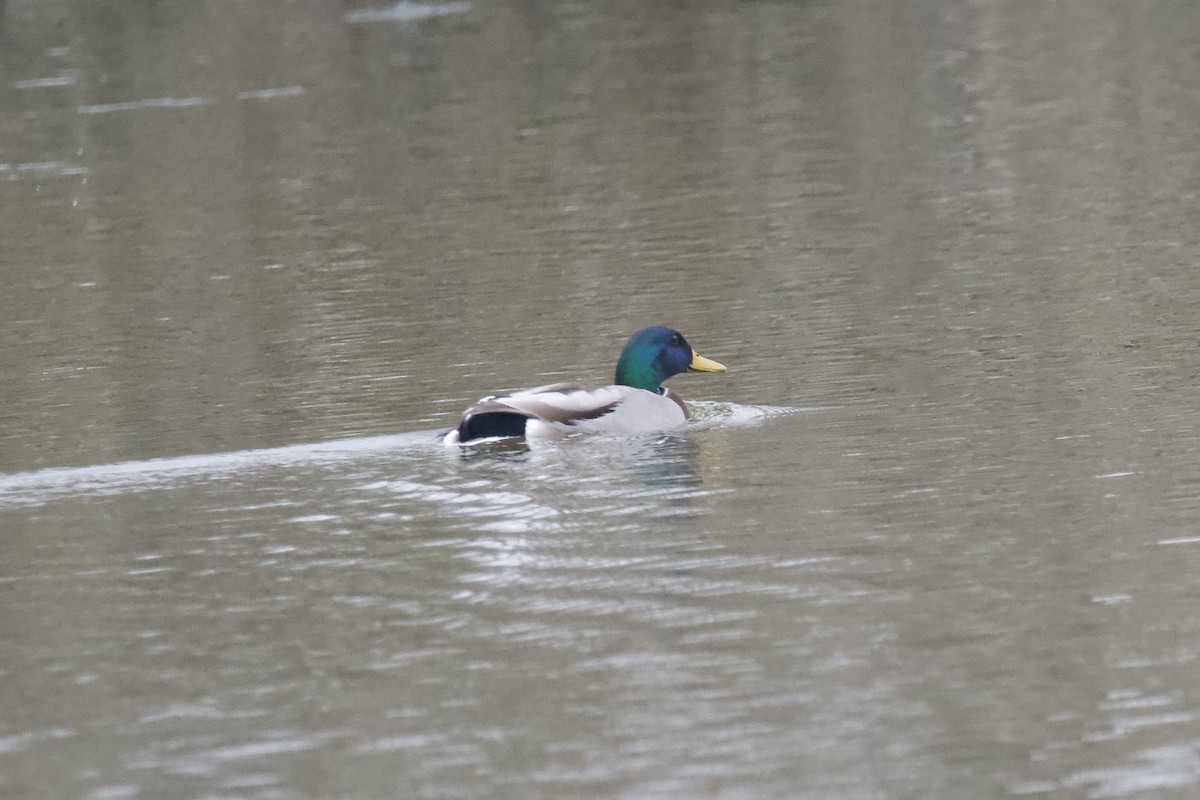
[447, 384, 623, 444]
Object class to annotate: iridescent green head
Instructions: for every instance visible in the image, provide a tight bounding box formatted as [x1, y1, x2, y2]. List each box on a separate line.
[613, 326, 726, 392]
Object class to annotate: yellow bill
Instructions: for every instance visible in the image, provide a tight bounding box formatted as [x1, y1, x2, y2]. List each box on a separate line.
[688, 350, 727, 373]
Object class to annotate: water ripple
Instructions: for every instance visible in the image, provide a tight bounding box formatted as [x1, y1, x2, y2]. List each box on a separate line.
[344, 1, 472, 24]
[0, 433, 434, 509]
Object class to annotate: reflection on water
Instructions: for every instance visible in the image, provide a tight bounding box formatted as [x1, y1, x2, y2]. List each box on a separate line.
[0, 402, 786, 511]
[3, 0, 1200, 798]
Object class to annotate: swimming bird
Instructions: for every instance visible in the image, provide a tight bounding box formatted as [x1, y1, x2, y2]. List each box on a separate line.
[443, 326, 726, 445]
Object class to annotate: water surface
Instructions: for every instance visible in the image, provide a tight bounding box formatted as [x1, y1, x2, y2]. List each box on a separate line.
[3, 1, 1200, 798]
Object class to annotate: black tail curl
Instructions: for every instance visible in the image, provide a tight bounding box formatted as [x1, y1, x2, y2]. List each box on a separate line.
[455, 412, 529, 443]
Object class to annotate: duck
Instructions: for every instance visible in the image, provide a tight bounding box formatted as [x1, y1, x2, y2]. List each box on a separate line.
[443, 326, 726, 445]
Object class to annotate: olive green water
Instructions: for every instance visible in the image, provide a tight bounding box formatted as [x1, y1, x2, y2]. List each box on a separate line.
[3, 2, 1200, 798]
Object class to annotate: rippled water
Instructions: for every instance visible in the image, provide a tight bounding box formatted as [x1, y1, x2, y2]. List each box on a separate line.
[4, 1, 1200, 798]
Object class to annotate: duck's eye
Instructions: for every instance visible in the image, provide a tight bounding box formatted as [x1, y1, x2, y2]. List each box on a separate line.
[669, 334, 680, 346]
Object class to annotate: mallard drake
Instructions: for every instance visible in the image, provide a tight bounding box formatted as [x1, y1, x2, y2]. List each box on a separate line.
[443, 326, 726, 445]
